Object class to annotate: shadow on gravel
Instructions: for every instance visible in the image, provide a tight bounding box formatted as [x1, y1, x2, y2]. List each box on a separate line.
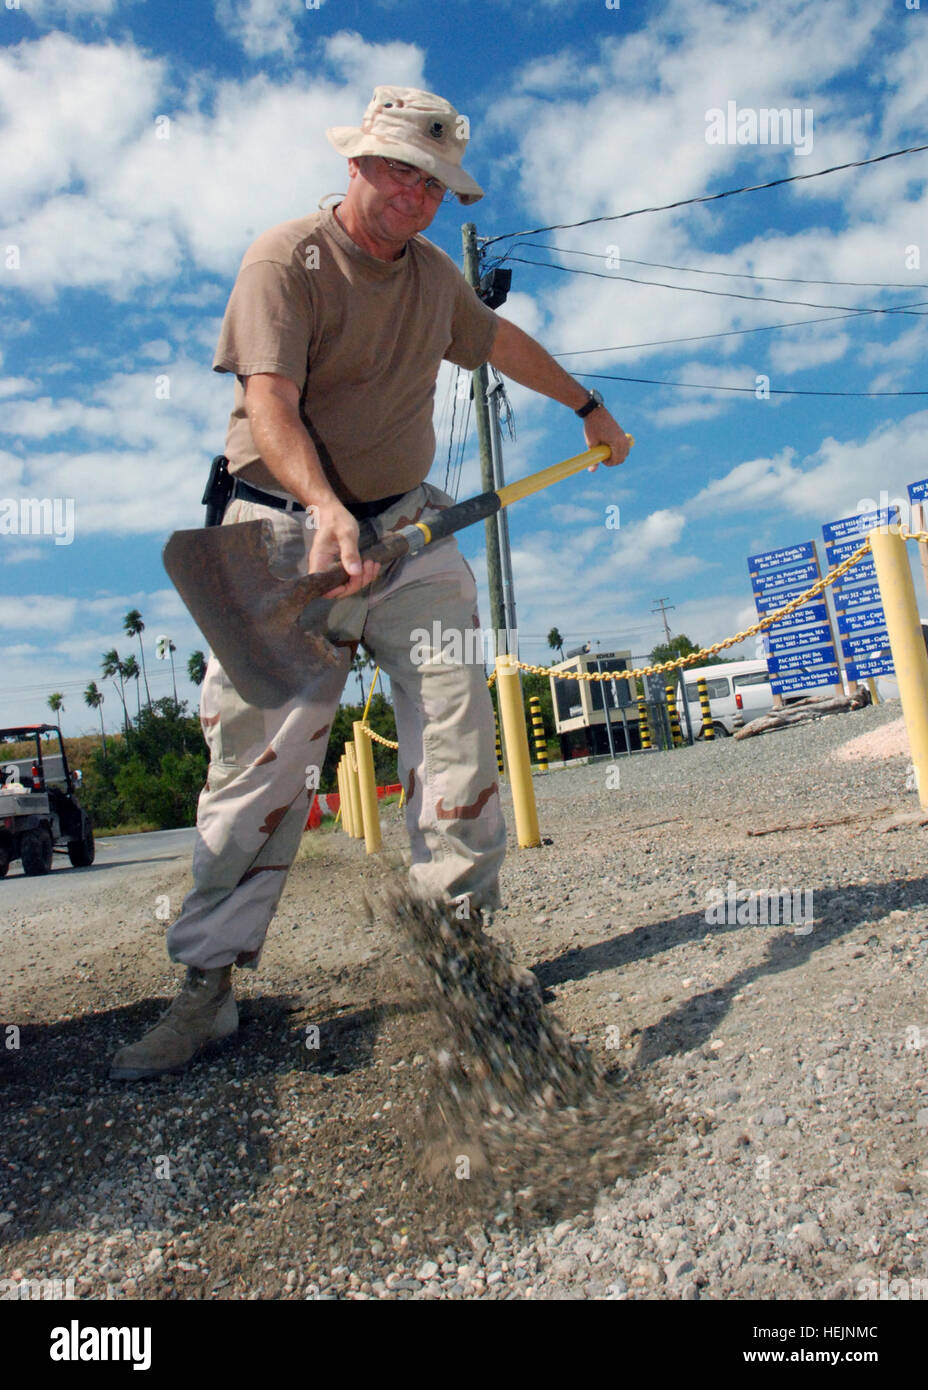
[0, 990, 393, 1247]
[531, 872, 928, 1069]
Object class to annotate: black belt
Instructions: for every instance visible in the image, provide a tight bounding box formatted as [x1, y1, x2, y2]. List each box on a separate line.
[232, 479, 406, 519]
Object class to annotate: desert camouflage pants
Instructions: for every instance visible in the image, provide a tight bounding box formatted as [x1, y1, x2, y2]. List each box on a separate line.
[167, 482, 506, 970]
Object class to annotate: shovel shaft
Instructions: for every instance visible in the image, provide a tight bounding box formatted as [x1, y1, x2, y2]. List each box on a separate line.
[299, 442, 628, 598]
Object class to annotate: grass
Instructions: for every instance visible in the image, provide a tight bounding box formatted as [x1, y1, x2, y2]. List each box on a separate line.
[94, 822, 162, 837]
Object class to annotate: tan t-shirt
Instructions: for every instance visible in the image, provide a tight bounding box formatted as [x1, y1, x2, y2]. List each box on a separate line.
[213, 208, 499, 502]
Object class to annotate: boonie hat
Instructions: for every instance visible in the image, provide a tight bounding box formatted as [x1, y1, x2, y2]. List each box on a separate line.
[327, 85, 484, 205]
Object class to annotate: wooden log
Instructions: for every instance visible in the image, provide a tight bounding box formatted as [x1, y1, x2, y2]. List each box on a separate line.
[733, 691, 869, 740]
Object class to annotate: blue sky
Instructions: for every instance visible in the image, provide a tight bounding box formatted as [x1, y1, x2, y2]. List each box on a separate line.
[2, 0, 927, 734]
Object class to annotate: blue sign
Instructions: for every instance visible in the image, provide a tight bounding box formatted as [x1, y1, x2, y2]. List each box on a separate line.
[751, 561, 819, 596]
[748, 541, 816, 575]
[754, 582, 820, 613]
[769, 601, 829, 631]
[832, 558, 877, 591]
[846, 657, 896, 681]
[823, 507, 898, 543]
[825, 535, 878, 565]
[837, 607, 890, 636]
[764, 622, 833, 654]
[841, 630, 890, 660]
[907, 478, 928, 504]
[771, 669, 842, 695]
[834, 581, 880, 610]
[767, 647, 840, 673]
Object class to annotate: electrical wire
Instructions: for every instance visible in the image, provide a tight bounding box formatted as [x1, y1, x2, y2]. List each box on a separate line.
[503, 254, 928, 317]
[479, 142, 928, 247]
[551, 303, 928, 356]
[516, 242, 928, 292]
[441, 367, 461, 495]
[577, 370, 928, 398]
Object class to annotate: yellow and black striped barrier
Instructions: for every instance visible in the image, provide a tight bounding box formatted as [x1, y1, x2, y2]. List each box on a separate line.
[665, 682, 684, 748]
[494, 708, 504, 774]
[528, 695, 548, 770]
[697, 676, 715, 740]
[636, 694, 652, 750]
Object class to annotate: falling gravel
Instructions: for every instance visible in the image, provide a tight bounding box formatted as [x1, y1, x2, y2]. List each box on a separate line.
[392, 888, 651, 1216]
[2, 697, 927, 1301]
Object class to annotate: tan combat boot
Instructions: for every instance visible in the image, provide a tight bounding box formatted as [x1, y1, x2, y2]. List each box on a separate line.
[109, 965, 238, 1080]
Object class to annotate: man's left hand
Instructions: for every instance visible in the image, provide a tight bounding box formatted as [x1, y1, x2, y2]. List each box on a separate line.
[583, 408, 632, 470]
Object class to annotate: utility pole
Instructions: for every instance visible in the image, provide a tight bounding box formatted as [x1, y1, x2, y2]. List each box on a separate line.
[487, 374, 517, 649]
[462, 223, 505, 639]
[652, 597, 675, 645]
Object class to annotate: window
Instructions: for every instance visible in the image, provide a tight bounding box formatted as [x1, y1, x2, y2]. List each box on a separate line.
[733, 671, 771, 689]
[685, 676, 730, 700]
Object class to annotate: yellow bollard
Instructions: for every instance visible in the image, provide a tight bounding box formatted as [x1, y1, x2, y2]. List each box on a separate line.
[494, 654, 541, 848]
[870, 527, 928, 807]
[494, 707, 505, 774]
[665, 682, 684, 748]
[336, 757, 349, 834]
[697, 676, 715, 740]
[344, 742, 361, 838]
[353, 721, 383, 854]
[636, 694, 652, 750]
[529, 694, 548, 770]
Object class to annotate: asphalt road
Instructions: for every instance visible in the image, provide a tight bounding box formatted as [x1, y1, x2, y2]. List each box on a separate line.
[1, 827, 196, 910]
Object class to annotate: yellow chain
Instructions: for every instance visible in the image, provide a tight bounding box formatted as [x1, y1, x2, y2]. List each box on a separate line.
[357, 721, 399, 750]
[506, 535, 875, 683]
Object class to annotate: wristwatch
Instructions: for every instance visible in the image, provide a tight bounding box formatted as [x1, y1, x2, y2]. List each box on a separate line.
[575, 389, 604, 419]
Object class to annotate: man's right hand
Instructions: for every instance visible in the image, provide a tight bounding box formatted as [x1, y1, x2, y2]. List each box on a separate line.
[308, 498, 382, 598]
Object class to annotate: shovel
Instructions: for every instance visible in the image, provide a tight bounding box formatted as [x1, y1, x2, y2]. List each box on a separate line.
[164, 440, 632, 709]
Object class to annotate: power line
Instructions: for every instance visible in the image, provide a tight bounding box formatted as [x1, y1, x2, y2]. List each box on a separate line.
[577, 370, 928, 398]
[441, 368, 460, 495]
[517, 242, 928, 292]
[503, 254, 928, 317]
[479, 141, 928, 247]
[552, 304, 928, 357]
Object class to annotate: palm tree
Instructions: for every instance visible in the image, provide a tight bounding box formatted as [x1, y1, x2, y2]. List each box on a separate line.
[188, 650, 207, 686]
[123, 654, 142, 720]
[351, 650, 371, 704]
[47, 692, 64, 724]
[84, 681, 107, 758]
[101, 648, 130, 740]
[123, 609, 151, 706]
[547, 627, 565, 662]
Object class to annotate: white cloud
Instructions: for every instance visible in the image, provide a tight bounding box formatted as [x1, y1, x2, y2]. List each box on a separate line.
[214, 0, 312, 61]
[322, 30, 426, 98]
[0, 31, 427, 293]
[767, 327, 851, 374]
[0, 357, 230, 535]
[1, 544, 45, 565]
[0, 377, 36, 399]
[687, 410, 928, 527]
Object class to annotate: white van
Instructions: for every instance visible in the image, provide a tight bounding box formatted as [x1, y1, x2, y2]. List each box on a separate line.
[676, 659, 777, 738]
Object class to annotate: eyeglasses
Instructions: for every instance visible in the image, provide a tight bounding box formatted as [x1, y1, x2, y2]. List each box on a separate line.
[379, 157, 454, 203]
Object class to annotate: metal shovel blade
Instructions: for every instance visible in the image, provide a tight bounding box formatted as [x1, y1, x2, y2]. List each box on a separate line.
[163, 521, 340, 709]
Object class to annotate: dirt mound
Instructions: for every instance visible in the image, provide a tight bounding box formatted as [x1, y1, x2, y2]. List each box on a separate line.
[833, 714, 909, 762]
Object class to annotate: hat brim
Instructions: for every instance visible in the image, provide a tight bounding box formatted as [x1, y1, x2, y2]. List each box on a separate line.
[326, 126, 484, 205]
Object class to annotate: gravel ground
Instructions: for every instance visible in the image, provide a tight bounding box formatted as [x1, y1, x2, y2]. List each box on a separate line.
[2, 697, 927, 1302]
